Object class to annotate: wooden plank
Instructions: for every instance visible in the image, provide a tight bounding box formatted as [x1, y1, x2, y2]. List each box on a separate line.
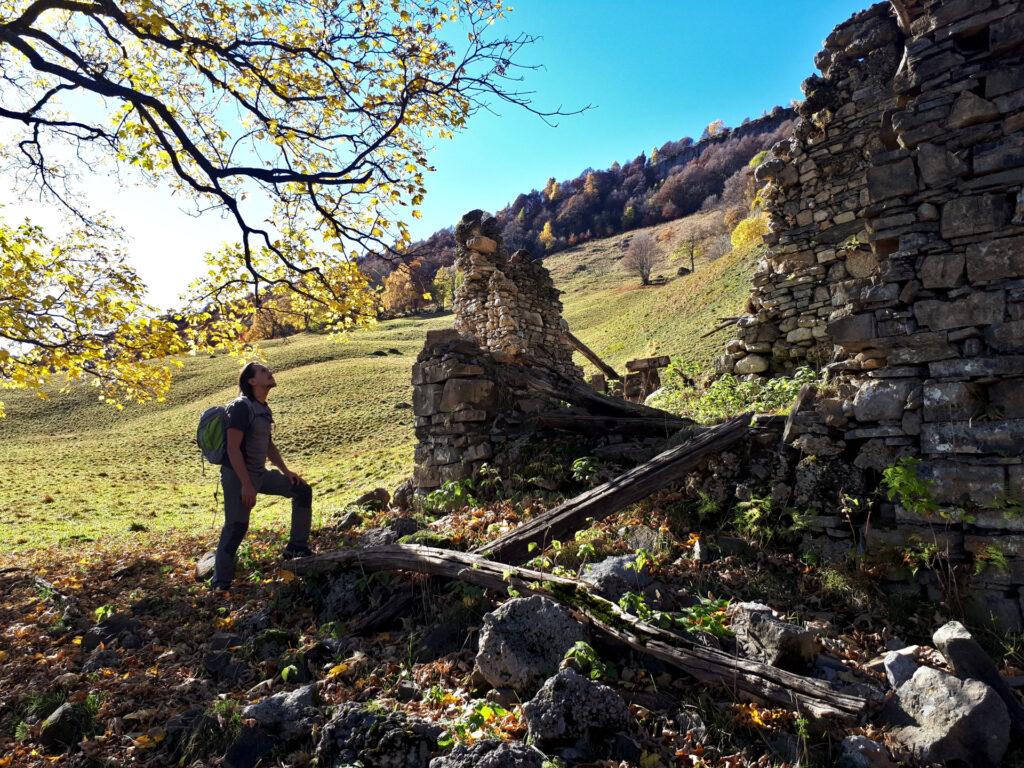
[288, 544, 874, 722]
[534, 409, 693, 437]
[473, 413, 751, 565]
[565, 331, 621, 380]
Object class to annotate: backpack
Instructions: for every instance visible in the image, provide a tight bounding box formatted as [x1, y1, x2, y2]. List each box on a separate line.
[197, 397, 255, 464]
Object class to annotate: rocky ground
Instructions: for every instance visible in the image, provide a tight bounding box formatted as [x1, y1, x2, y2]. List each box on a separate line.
[3, 489, 1024, 768]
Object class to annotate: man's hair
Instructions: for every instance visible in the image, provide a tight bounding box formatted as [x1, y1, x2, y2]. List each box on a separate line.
[238, 362, 263, 399]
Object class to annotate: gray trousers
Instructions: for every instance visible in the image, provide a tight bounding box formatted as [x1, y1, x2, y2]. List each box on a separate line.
[213, 465, 313, 588]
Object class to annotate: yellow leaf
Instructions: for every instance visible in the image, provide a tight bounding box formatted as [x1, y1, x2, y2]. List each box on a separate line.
[326, 662, 350, 679]
[275, 569, 296, 583]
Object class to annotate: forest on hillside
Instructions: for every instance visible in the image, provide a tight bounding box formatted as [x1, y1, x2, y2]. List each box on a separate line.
[361, 107, 795, 300]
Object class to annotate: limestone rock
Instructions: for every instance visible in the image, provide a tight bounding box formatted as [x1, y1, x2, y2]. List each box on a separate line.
[353, 487, 390, 511]
[315, 702, 440, 768]
[948, 91, 1001, 129]
[475, 596, 587, 695]
[838, 735, 895, 768]
[522, 669, 630, 745]
[429, 740, 546, 768]
[729, 602, 818, 672]
[845, 250, 880, 279]
[882, 646, 918, 689]
[734, 354, 769, 375]
[852, 380, 916, 423]
[891, 666, 1009, 767]
[196, 550, 216, 582]
[241, 684, 320, 740]
[579, 554, 653, 601]
[39, 703, 86, 752]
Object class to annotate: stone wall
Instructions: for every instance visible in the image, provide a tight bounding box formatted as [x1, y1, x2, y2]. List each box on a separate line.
[452, 210, 582, 382]
[724, 0, 1024, 629]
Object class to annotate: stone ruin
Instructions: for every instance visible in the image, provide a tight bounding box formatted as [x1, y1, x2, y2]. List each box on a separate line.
[412, 0, 1024, 628]
[719, 0, 1024, 629]
[412, 212, 583, 491]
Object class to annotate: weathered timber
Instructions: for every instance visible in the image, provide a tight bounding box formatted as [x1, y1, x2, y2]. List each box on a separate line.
[288, 544, 873, 721]
[498, 364, 687, 422]
[534, 409, 693, 438]
[473, 413, 751, 564]
[565, 331, 621, 380]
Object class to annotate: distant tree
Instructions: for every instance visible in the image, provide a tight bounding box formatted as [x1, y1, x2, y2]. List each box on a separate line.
[544, 177, 560, 202]
[650, 146, 660, 165]
[431, 267, 457, 311]
[701, 119, 729, 141]
[539, 220, 557, 251]
[622, 233, 660, 286]
[381, 265, 425, 316]
[676, 219, 713, 273]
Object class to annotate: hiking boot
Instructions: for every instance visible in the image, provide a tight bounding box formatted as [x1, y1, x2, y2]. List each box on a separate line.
[281, 544, 314, 560]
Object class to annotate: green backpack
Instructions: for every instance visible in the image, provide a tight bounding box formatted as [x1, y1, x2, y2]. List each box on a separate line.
[197, 397, 254, 464]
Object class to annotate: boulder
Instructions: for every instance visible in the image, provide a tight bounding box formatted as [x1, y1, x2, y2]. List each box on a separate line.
[359, 517, 421, 547]
[579, 554, 653, 601]
[429, 740, 546, 767]
[729, 602, 817, 672]
[39, 703, 86, 752]
[320, 570, 368, 623]
[882, 646, 918, 689]
[474, 596, 587, 695]
[933, 620, 1024, 731]
[522, 669, 630, 745]
[891, 666, 1010, 767]
[838, 735, 895, 768]
[83, 615, 144, 651]
[82, 648, 120, 673]
[241, 683, 320, 740]
[353, 487, 390, 511]
[315, 702, 440, 768]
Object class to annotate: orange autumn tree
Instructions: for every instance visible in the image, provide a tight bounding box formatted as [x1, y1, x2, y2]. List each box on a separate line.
[0, 0, 570, 410]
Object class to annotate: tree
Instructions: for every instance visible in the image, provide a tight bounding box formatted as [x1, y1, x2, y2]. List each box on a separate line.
[381, 264, 425, 316]
[431, 266, 456, 311]
[543, 177, 560, 202]
[0, 0, 577, 404]
[701, 119, 728, 141]
[622, 232, 659, 286]
[538, 220, 556, 251]
[676, 218, 713, 273]
[730, 212, 770, 251]
[0, 215, 233, 415]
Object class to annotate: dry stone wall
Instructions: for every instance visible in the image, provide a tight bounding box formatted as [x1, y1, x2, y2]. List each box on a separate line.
[452, 210, 582, 382]
[725, 0, 1024, 629]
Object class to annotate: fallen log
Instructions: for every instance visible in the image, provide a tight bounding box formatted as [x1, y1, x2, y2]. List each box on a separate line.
[288, 544, 874, 722]
[565, 331, 621, 380]
[473, 413, 751, 565]
[533, 408, 693, 438]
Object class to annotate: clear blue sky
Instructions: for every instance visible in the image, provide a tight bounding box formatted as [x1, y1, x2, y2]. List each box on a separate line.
[2, 0, 872, 309]
[410, 0, 871, 240]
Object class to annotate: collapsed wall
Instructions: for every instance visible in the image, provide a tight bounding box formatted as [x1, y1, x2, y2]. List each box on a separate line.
[725, 0, 1024, 628]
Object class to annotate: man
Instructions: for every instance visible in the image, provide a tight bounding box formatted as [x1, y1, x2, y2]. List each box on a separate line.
[211, 361, 314, 592]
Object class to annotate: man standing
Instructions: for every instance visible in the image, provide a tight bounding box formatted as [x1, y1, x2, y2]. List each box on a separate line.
[212, 361, 314, 592]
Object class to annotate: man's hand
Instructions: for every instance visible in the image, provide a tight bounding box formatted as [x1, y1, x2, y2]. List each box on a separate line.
[241, 483, 257, 509]
[284, 469, 306, 486]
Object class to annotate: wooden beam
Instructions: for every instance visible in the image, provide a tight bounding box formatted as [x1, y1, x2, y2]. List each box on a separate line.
[473, 414, 751, 565]
[565, 331, 621, 380]
[288, 544, 874, 722]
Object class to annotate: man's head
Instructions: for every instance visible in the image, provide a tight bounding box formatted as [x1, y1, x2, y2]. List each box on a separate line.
[239, 362, 277, 402]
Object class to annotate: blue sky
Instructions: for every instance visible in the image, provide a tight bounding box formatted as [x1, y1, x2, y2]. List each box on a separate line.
[3, 0, 871, 309]
[414, 0, 870, 239]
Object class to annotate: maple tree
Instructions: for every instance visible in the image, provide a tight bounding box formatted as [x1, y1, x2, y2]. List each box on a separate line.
[0, 0, 567, 408]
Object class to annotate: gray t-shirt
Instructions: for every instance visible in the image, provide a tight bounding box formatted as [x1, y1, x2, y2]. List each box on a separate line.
[225, 396, 273, 475]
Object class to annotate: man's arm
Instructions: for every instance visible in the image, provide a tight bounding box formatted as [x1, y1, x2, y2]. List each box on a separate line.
[227, 428, 257, 508]
[269, 439, 304, 485]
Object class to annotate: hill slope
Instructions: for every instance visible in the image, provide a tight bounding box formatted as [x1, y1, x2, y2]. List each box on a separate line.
[0, 216, 753, 555]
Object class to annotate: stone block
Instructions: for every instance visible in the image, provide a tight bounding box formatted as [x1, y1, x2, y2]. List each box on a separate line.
[466, 235, 498, 255]
[853, 379, 918, 422]
[828, 312, 876, 345]
[922, 420, 1024, 456]
[424, 329, 462, 349]
[986, 320, 1024, 353]
[916, 143, 962, 187]
[884, 332, 959, 365]
[918, 461, 1006, 506]
[919, 253, 965, 289]
[439, 378, 496, 412]
[974, 134, 1024, 175]
[990, 379, 1024, 419]
[734, 354, 769, 375]
[947, 91, 1001, 129]
[413, 383, 443, 416]
[914, 291, 1005, 331]
[867, 157, 918, 201]
[942, 195, 1011, 239]
[929, 356, 1024, 378]
[966, 236, 1024, 283]
[846, 250, 881, 279]
[923, 381, 984, 422]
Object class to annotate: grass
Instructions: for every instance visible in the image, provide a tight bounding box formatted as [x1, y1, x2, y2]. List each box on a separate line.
[0, 215, 755, 556]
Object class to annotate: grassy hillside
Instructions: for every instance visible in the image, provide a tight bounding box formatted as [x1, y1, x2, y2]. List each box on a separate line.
[0, 215, 753, 556]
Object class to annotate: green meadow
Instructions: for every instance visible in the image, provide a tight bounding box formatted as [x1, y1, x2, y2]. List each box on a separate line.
[0, 218, 753, 556]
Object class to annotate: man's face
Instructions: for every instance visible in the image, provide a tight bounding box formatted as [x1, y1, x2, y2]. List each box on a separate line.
[249, 365, 277, 391]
